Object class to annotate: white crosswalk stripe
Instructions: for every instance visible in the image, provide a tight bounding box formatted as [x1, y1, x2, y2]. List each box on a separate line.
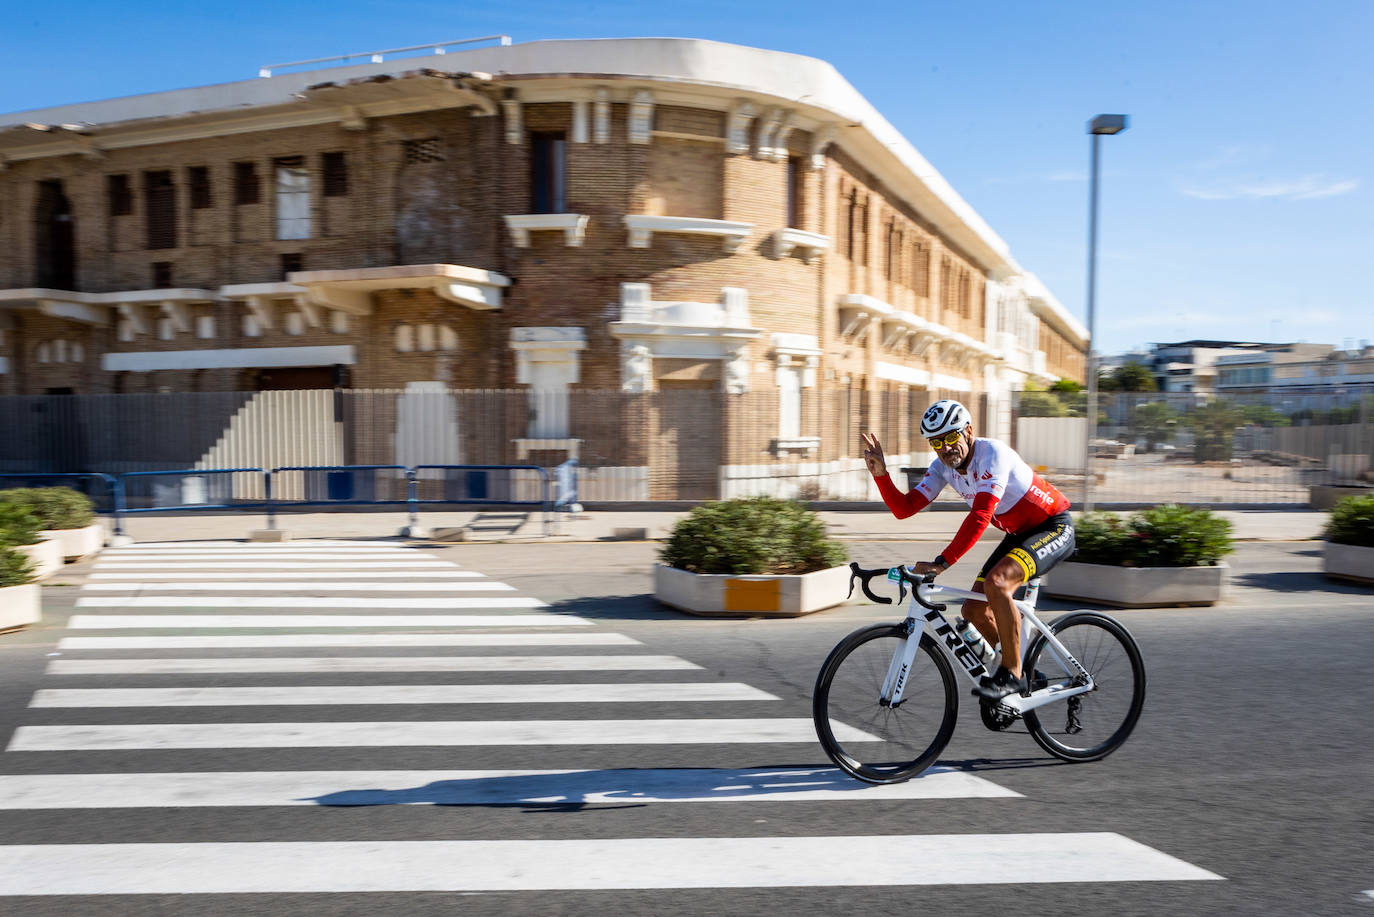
[8, 718, 870, 750]
[58, 632, 640, 648]
[0, 836, 1221, 894]
[77, 596, 547, 607]
[0, 538, 1223, 900]
[88, 570, 486, 579]
[30, 682, 777, 706]
[68, 613, 591, 628]
[83, 581, 517, 591]
[45, 655, 701, 674]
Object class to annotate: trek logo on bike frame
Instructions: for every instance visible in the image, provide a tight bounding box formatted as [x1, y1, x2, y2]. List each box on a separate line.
[893, 661, 911, 697]
[922, 608, 990, 679]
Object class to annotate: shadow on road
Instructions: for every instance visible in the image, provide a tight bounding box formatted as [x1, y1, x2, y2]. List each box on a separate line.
[546, 594, 683, 621]
[1232, 571, 1371, 594]
[942, 756, 1066, 773]
[307, 765, 895, 809]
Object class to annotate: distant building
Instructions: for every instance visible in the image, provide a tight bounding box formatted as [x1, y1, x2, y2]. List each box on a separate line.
[1146, 340, 1273, 394]
[1216, 343, 1374, 393]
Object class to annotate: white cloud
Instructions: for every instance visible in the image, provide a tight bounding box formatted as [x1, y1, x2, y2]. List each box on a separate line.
[1181, 175, 1360, 201]
[1044, 170, 1086, 183]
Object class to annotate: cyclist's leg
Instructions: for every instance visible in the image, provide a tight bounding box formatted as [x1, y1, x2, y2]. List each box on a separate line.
[985, 513, 1077, 677]
[965, 534, 1019, 644]
[983, 556, 1030, 676]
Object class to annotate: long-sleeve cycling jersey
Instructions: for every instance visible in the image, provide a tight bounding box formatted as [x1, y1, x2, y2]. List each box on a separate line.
[873, 437, 1071, 565]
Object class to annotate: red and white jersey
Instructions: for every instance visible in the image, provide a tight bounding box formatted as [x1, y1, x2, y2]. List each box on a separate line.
[913, 437, 1070, 534]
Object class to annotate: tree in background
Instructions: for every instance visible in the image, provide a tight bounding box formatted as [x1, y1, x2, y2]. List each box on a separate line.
[1017, 383, 1069, 417]
[1099, 362, 1158, 393]
[1189, 400, 1245, 461]
[1132, 401, 1179, 453]
[1240, 403, 1291, 427]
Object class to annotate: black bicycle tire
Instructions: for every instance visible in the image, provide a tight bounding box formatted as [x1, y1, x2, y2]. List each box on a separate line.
[1022, 611, 1146, 762]
[812, 623, 958, 784]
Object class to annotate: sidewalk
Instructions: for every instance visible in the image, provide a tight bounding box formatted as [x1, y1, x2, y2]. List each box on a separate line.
[106, 505, 1330, 545]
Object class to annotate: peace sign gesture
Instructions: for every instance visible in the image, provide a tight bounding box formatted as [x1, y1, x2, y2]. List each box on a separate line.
[860, 432, 887, 477]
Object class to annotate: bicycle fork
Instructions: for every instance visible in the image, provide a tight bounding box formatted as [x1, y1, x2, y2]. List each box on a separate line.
[879, 618, 923, 707]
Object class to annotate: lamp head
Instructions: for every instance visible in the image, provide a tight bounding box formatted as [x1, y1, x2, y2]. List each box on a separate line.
[1089, 114, 1128, 135]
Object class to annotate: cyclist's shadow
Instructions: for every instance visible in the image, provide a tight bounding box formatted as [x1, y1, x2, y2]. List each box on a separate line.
[306, 765, 950, 809]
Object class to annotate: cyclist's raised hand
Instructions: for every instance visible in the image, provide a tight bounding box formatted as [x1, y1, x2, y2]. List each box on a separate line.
[860, 432, 887, 477]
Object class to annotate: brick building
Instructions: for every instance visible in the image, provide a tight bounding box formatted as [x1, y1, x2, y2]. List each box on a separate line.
[0, 38, 1087, 498]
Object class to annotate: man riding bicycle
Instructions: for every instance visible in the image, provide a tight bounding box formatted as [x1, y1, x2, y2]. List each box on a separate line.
[861, 400, 1075, 702]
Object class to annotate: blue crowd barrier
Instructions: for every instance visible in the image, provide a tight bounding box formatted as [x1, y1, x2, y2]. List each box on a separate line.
[2, 464, 563, 538]
[265, 465, 410, 529]
[409, 464, 555, 535]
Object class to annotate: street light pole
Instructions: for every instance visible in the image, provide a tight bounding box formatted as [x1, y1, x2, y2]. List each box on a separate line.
[1083, 113, 1127, 513]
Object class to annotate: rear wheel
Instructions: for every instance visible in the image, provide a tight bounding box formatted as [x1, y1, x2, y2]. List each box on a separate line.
[1023, 612, 1146, 762]
[813, 624, 958, 784]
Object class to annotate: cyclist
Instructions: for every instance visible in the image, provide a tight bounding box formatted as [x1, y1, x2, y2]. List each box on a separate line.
[860, 399, 1075, 702]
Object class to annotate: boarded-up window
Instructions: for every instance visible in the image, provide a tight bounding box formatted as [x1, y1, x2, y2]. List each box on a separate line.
[403, 138, 445, 164]
[786, 157, 803, 228]
[144, 170, 177, 250]
[188, 166, 212, 209]
[778, 365, 802, 440]
[912, 242, 930, 297]
[107, 174, 133, 216]
[233, 162, 259, 205]
[274, 157, 310, 240]
[322, 151, 348, 196]
[644, 138, 721, 219]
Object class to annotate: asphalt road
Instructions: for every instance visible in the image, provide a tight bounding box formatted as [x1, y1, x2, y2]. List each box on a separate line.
[0, 537, 1370, 916]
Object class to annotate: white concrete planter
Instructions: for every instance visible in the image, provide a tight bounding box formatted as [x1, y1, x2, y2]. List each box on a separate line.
[655, 564, 851, 617]
[15, 539, 63, 581]
[0, 583, 40, 630]
[40, 522, 104, 562]
[1324, 542, 1374, 585]
[1043, 561, 1228, 607]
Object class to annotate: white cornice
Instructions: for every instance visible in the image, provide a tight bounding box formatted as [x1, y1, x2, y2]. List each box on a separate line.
[773, 228, 830, 262]
[623, 215, 753, 253]
[503, 213, 590, 247]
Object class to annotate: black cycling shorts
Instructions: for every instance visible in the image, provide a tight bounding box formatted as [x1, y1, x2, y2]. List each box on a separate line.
[975, 511, 1075, 584]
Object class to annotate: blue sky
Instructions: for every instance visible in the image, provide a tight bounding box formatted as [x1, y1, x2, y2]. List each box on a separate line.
[4, 0, 1370, 356]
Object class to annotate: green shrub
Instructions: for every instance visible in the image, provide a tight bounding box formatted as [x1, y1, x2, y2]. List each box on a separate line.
[0, 504, 43, 547]
[660, 496, 848, 575]
[0, 487, 95, 530]
[1073, 505, 1234, 567]
[1325, 494, 1374, 548]
[0, 546, 35, 587]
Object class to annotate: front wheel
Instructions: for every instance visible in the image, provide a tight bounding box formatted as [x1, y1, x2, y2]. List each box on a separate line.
[813, 624, 958, 784]
[1023, 611, 1146, 762]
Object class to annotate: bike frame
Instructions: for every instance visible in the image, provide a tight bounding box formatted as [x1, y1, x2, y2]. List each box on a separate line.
[879, 570, 1094, 716]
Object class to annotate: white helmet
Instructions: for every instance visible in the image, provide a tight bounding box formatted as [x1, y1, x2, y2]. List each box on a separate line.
[920, 400, 971, 438]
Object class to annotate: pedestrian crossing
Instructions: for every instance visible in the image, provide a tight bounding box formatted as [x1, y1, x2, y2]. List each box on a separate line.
[0, 538, 1223, 899]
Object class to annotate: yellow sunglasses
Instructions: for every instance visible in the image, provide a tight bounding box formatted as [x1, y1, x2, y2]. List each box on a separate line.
[926, 430, 964, 450]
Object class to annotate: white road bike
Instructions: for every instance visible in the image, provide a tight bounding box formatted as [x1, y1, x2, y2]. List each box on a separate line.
[813, 563, 1146, 784]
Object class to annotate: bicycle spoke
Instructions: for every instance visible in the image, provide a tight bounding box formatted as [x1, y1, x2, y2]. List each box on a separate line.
[813, 628, 957, 783]
[1024, 613, 1145, 762]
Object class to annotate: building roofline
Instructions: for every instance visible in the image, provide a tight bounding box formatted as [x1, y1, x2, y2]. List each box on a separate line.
[1, 37, 1024, 276]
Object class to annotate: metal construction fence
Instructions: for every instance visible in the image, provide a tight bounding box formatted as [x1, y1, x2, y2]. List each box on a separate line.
[2, 385, 1371, 507]
[1008, 385, 1374, 506]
